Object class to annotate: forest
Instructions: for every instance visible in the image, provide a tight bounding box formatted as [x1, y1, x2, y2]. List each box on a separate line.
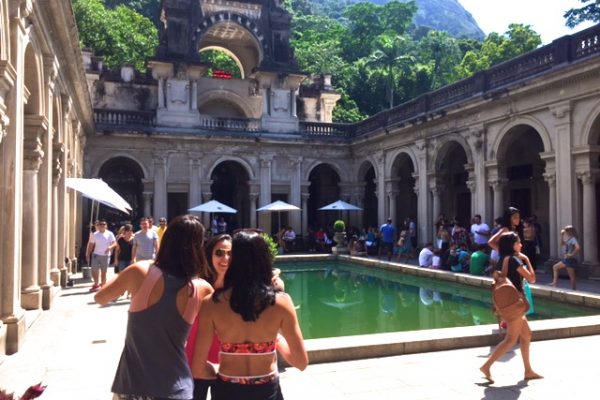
[72, 0, 595, 122]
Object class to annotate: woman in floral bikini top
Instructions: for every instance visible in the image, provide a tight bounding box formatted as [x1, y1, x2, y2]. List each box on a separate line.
[192, 230, 308, 400]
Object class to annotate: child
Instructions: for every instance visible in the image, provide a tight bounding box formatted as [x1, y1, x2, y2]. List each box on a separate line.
[550, 225, 581, 290]
[396, 230, 410, 262]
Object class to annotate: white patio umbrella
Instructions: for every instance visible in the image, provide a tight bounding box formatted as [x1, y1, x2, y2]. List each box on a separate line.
[318, 200, 362, 211]
[188, 199, 237, 214]
[257, 200, 301, 233]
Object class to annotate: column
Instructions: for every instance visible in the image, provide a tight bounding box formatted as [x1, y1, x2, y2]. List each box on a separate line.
[153, 154, 167, 219]
[578, 171, 598, 263]
[430, 183, 443, 242]
[21, 129, 44, 310]
[249, 192, 258, 228]
[466, 176, 476, 216]
[543, 172, 558, 259]
[301, 191, 310, 235]
[157, 78, 165, 109]
[489, 179, 507, 220]
[375, 151, 386, 224]
[259, 156, 273, 232]
[201, 189, 213, 228]
[57, 144, 68, 287]
[189, 155, 202, 208]
[50, 147, 62, 286]
[142, 192, 153, 218]
[289, 158, 302, 231]
[386, 182, 398, 224]
[551, 104, 574, 231]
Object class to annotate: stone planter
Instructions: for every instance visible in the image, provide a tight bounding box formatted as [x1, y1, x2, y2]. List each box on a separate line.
[332, 231, 348, 255]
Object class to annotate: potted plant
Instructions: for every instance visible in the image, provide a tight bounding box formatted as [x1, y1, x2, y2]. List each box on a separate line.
[332, 220, 348, 254]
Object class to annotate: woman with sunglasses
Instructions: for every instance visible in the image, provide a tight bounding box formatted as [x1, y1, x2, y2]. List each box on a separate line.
[186, 234, 232, 400]
[192, 230, 308, 400]
[95, 215, 213, 400]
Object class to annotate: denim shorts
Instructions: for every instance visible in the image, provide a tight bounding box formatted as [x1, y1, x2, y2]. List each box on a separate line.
[563, 257, 578, 268]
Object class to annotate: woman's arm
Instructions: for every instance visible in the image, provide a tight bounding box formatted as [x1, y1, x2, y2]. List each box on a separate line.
[488, 227, 508, 251]
[191, 296, 218, 379]
[94, 262, 147, 305]
[277, 293, 308, 371]
[568, 241, 581, 258]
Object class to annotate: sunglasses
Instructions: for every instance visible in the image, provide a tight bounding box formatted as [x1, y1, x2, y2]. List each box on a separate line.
[214, 249, 232, 257]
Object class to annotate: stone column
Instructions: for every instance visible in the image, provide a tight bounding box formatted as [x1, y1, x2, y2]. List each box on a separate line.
[189, 155, 202, 208]
[21, 127, 44, 310]
[430, 182, 444, 242]
[578, 171, 598, 263]
[201, 190, 213, 228]
[301, 190, 310, 235]
[551, 103, 574, 232]
[153, 154, 167, 220]
[386, 182, 398, 224]
[543, 172, 558, 259]
[142, 192, 153, 218]
[259, 156, 273, 232]
[489, 178, 507, 220]
[289, 158, 302, 231]
[157, 78, 165, 109]
[57, 144, 68, 287]
[249, 192, 258, 228]
[50, 146, 63, 286]
[375, 151, 386, 224]
[466, 176, 476, 216]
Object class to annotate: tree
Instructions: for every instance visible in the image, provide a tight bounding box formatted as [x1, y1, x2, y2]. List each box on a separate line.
[564, 0, 600, 28]
[368, 34, 414, 108]
[73, 0, 158, 71]
[417, 30, 462, 90]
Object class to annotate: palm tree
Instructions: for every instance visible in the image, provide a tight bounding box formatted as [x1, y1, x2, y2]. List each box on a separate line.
[368, 34, 414, 109]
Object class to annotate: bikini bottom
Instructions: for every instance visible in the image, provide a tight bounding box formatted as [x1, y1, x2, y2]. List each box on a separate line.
[211, 376, 283, 400]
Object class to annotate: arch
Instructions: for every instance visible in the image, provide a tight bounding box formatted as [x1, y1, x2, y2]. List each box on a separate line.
[196, 14, 265, 75]
[98, 157, 146, 223]
[304, 160, 346, 182]
[491, 116, 552, 160]
[580, 98, 600, 146]
[199, 45, 245, 79]
[358, 160, 378, 229]
[307, 163, 341, 229]
[431, 134, 473, 171]
[357, 160, 376, 181]
[198, 89, 256, 118]
[23, 42, 44, 115]
[90, 153, 149, 179]
[210, 160, 251, 230]
[206, 155, 255, 181]
[387, 148, 418, 178]
[52, 95, 62, 144]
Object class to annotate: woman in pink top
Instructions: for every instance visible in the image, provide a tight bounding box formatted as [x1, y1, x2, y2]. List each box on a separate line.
[187, 233, 232, 400]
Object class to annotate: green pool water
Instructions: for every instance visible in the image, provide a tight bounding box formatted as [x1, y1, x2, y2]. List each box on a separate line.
[278, 260, 599, 340]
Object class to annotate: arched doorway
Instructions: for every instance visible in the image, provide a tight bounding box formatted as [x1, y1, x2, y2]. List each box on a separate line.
[308, 164, 340, 230]
[391, 153, 417, 229]
[210, 161, 250, 231]
[360, 163, 377, 229]
[497, 125, 548, 256]
[435, 141, 470, 226]
[98, 157, 145, 229]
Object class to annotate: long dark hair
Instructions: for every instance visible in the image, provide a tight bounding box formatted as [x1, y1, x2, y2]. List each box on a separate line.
[501, 206, 523, 239]
[203, 234, 232, 285]
[215, 230, 276, 322]
[154, 214, 208, 281]
[498, 231, 520, 260]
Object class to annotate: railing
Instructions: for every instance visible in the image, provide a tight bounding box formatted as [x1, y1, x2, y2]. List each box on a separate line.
[198, 116, 261, 132]
[94, 109, 155, 127]
[299, 121, 355, 137]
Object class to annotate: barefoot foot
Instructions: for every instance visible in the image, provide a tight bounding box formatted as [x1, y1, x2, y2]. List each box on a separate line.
[480, 366, 494, 383]
[524, 372, 543, 380]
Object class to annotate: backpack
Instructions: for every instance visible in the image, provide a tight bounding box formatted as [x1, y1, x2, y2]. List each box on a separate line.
[491, 270, 529, 322]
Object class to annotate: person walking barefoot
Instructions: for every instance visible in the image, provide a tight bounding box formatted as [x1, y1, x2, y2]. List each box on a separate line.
[480, 232, 543, 383]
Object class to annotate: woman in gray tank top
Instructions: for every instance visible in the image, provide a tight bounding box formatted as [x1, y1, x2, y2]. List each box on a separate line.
[95, 215, 213, 400]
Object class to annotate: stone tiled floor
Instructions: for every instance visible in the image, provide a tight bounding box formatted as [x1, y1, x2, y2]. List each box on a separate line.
[0, 267, 599, 400]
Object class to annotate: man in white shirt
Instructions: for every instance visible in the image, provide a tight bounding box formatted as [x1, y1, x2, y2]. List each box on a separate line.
[282, 226, 297, 252]
[418, 243, 434, 268]
[470, 214, 491, 246]
[86, 220, 117, 292]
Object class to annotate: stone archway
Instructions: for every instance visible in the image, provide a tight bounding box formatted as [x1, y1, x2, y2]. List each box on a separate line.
[434, 141, 470, 226]
[390, 152, 417, 230]
[210, 160, 250, 231]
[308, 164, 341, 230]
[496, 125, 548, 256]
[359, 161, 377, 229]
[98, 157, 145, 229]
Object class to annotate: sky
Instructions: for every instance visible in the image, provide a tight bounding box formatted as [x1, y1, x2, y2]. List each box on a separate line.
[458, 0, 595, 44]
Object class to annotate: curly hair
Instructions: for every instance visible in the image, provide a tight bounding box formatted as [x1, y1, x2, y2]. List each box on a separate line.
[154, 214, 208, 281]
[214, 230, 275, 321]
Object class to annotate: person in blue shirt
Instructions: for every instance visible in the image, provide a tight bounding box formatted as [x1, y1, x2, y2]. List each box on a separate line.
[379, 218, 396, 261]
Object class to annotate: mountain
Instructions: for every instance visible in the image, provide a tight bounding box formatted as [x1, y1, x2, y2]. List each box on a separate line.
[310, 0, 485, 40]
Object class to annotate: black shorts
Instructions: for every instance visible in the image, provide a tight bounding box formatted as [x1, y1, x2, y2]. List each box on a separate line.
[212, 377, 283, 400]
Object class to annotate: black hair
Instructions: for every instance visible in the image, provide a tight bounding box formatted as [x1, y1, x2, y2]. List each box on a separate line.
[501, 206, 523, 239]
[154, 214, 208, 281]
[498, 231, 520, 260]
[203, 234, 232, 285]
[215, 230, 276, 322]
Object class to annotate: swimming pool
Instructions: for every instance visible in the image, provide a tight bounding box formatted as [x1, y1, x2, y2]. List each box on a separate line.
[276, 255, 600, 364]
[278, 259, 600, 340]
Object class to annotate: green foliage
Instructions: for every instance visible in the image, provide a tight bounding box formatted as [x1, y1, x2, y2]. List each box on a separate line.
[261, 233, 280, 260]
[73, 0, 158, 71]
[333, 220, 346, 232]
[564, 0, 600, 28]
[200, 50, 242, 79]
[104, 0, 160, 22]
